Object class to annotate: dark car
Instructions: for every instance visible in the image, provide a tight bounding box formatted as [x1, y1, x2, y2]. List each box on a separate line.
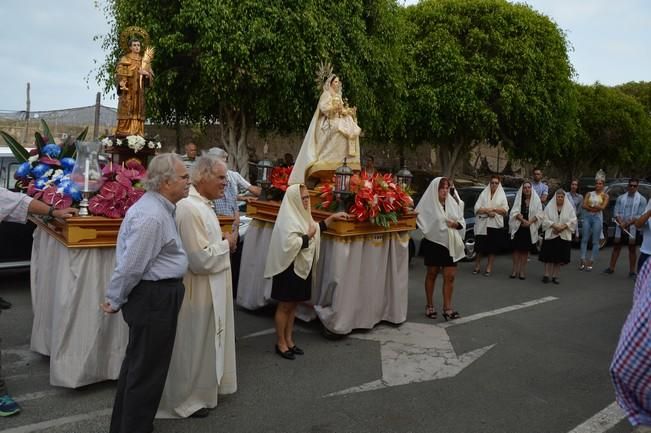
[410, 185, 517, 262]
[0, 147, 35, 269]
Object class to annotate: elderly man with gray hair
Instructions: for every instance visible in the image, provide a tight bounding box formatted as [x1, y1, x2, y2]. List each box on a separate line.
[102, 153, 190, 433]
[206, 147, 260, 297]
[157, 154, 237, 419]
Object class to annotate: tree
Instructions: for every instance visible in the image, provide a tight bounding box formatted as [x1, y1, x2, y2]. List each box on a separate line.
[616, 81, 651, 114]
[403, 0, 575, 176]
[566, 84, 651, 178]
[97, 0, 407, 178]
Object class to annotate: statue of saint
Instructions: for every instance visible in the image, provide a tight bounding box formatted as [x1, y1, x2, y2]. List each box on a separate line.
[289, 64, 361, 185]
[114, 27, 154, 137]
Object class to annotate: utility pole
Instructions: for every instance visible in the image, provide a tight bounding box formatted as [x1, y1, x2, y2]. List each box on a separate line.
[93, 92, 101, 139]
[24, 82, 30, 145]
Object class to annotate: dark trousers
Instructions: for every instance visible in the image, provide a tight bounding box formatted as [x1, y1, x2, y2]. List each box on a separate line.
[639, 252, 650, 274]
[231, 238, 244, 299]
[0, 337, 6, 395]
[109, 279, 185, 433]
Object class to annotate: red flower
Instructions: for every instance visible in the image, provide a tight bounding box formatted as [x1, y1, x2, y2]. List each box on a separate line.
[270, 166, 292, 192]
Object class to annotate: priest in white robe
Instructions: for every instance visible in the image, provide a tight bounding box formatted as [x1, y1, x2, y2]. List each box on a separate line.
[156, 155, 238, 419]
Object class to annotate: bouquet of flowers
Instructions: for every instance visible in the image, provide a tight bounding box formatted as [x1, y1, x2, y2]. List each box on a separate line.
[267, 165, 293, 200]
[101, 135, 161, 153]
[317, 171, 414, 228]
[88, 159, 146, 219]
[3, 120, 88, 209]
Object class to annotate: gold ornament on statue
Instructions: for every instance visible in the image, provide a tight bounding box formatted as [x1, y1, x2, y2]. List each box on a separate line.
[114, 26, 154, 137]
[315, 61, 334, 91]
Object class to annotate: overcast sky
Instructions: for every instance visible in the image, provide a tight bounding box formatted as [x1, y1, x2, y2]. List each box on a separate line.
[0, 0, 648, 112]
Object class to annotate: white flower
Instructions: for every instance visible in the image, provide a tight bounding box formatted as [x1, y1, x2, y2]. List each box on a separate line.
[101, 137, 113, 148]
[116, 139, 123, 146]
[44, 169, 53, 178]
[28, 155, 38, 163]
[53, 169, 64, 180]
[156, 142, 162, 149]
[147, 141, 155, 149]
[126, 135, 145, 153]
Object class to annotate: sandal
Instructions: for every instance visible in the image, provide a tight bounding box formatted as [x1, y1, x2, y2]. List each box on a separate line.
[425, 305, 437, 319]
[442, 309, 461, 321]
[483, 271, 491, 277]
[472, 268, 481, 275]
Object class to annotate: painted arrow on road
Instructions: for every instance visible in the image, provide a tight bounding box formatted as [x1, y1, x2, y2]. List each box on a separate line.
[325, 322, 494, 396]
[325, 296, 557, 397]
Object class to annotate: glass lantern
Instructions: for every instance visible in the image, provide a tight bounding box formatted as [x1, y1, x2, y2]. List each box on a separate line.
[395, 163, 413, 190]
[71, 141, 104, 216]
[257, 159, 274, 201]
[334, 158, 354, 212]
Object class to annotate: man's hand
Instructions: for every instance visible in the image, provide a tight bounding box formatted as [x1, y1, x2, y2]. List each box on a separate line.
[100, 301, 119, 314]
[224, 231, 238, 252]
[52, 207, 78, 219]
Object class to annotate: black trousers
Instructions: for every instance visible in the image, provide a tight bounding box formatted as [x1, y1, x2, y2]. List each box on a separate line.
[109, 279, 185, 433]
[231, 238, 244, 298]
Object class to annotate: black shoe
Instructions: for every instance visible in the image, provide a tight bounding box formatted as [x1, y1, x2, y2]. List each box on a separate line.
[190, 408, 210, 418]
[289, 345, 304, 356]
[275, 345, 295, 360]
[552, 278, 560, 285]
[542, 276, 550, 284]
[442, 310, 460, 321]
[509, 273, 517, 279]
[0, 297, 11, 310]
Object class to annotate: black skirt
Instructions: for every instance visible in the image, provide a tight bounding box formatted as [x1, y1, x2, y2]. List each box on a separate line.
[512, 226, 533, 252]
[539, 236, 571, 264]
[421, 238, 456, 267]
[475, 227, 503, 255]
[271, 262, 312, 302]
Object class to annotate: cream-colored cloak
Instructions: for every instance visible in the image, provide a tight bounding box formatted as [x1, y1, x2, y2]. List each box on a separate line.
[156, 186, 237, 419]
[289, 87, 361, 185]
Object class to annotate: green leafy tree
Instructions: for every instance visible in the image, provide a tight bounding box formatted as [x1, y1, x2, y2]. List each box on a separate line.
[616, 81, 651, 114]
[96, 0, 407, 178]
[566, 84, 651, 178]
[403, 0, 575, 176]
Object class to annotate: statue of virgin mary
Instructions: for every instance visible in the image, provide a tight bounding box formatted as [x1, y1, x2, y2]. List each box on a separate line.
[288, 63, 361, 185]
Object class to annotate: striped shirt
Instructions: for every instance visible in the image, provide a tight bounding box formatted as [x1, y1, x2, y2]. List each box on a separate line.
[0, 187, 32, 223]
[214, 170, 250, 216]
[105, 191, 188, 310]
[610, 258, 651, 426]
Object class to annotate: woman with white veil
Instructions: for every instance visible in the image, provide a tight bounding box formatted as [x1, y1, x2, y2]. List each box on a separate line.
[473, 175, 509, 276]
[416, 177, 466, 321]
[289, 64, 361, 185]
[539, 189, 577, 284]
[509, 181, 543, 279]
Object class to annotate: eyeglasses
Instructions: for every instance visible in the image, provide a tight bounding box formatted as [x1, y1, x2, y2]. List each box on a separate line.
[490, 181, 499, 185]
[629, 184, 639, 188]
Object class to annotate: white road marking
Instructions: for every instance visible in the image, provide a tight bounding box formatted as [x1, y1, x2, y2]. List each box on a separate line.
[567, 401, 626, 433]
[326, 296, 559, 396]
[439, 296, 559, 328]
[0, 408, 112, 433]
[240, 323, 316, 339]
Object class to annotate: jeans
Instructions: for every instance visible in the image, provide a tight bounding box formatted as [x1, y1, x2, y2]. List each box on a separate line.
[581, 212, 602, 262]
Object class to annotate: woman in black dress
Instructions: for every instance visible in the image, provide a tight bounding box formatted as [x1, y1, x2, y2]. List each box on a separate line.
[473, 175, 509, 276]
[416, 177, 466, 321]
[264, 184, 348, 360]
[540, 189, 577, 284]
[508, 181, 542, 279]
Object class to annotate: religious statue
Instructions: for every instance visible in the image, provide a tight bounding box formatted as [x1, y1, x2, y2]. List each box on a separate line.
[289, 62, 361, 185]
[114, 26, 154, 137]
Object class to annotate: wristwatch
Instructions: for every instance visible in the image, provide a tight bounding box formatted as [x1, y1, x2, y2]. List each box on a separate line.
[47, 206, 55, 218]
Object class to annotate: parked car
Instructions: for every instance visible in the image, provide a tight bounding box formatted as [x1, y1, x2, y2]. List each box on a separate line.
[410, 185, 518, 262]
[0, 147, 35, 269]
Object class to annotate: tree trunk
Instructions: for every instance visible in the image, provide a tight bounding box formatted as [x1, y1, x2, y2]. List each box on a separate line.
[434, 140, 471, 178]
[219, 104, 250, 180]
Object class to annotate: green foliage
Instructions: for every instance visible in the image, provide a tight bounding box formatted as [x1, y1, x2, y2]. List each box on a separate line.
[403, 0, 576, 172]
[569, 83, 651, 176]
[616, 81, 651, 114]
[0, 130, 30, 162]
[97, 0, 407, 141]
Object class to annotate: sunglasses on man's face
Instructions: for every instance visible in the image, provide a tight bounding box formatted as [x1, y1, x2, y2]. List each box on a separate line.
[629, 184, 639, 188]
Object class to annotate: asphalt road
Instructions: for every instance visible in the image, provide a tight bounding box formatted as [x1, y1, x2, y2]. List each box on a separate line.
[0, 246, 641, 433]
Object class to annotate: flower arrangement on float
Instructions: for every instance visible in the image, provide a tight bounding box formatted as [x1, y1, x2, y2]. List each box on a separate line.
[88, 159, 146, 218]
[101, 135, 162, 153]
[317, 171, 414, 228]
[1, 120, 87, 209]
[267, 165, 293, 200]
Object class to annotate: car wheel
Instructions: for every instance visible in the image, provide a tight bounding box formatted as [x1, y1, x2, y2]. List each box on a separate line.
[463, 237, 477, 262]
